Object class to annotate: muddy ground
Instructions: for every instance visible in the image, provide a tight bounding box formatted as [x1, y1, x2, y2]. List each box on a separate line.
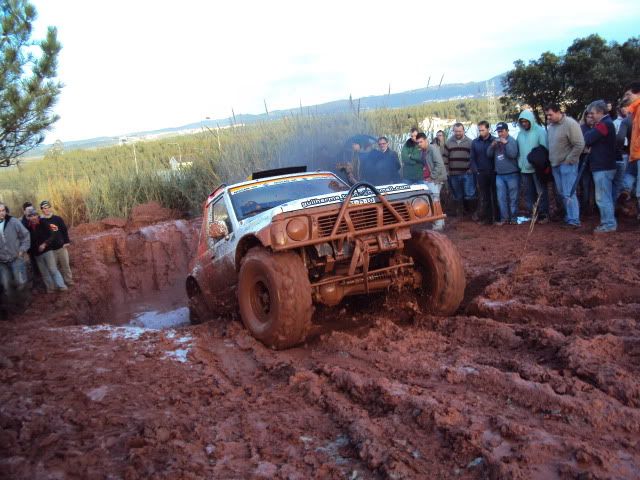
[1, 203, 640, 479]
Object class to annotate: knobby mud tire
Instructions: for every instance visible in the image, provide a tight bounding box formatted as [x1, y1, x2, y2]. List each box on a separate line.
[238, 247, 313, 349]
[406, 230, 466, 315]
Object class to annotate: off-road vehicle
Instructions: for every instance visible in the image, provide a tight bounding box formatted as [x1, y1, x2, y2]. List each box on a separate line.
[186, 167, 465, 348]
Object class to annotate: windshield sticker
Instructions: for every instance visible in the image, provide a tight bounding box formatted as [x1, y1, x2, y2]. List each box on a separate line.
[229, 173, 337, 195]
[300, 184, 412, 208]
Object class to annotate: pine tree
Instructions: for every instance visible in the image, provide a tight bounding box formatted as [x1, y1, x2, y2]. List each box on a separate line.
[0, 0, 62, 167]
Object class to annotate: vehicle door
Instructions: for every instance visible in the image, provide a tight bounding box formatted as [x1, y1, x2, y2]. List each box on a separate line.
[202, 195, 239, 312]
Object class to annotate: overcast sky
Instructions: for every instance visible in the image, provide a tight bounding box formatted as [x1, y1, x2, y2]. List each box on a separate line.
[31, 0, 639, 142]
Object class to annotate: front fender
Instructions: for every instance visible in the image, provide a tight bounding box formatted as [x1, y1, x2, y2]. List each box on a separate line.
[235, 233, 268, 271]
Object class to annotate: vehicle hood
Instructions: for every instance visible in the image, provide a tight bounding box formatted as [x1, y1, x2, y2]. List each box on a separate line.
[236, 183, 430, 228]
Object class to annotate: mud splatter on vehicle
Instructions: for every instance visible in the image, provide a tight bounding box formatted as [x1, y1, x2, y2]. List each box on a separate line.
[187, 167, 465, 348]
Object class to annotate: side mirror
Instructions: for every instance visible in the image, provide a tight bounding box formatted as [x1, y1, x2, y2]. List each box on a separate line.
[208, 220, 229, 240]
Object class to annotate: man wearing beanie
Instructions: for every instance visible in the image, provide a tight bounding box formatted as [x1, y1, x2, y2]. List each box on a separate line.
[39, 201, 74, 286]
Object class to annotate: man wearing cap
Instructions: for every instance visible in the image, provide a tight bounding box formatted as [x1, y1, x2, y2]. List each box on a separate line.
[39, 201, 74, 286]
[487, 122, 520, 225]
[0, 202, 31, 308]
[25, 207, 67, 293]
[545, 104, 585, 228]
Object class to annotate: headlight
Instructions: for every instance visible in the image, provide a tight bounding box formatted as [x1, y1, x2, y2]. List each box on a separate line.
[286, 218, 308, 241]
[411, 197, 430, 218]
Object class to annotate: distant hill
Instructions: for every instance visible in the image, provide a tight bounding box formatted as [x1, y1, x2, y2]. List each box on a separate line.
[27, 74, 504, 158]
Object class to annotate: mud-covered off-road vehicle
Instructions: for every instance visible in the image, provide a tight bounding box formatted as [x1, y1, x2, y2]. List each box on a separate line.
[186, 167, 465, 348]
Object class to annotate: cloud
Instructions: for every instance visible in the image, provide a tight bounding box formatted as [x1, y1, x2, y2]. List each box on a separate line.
[30, 0, 639, 141]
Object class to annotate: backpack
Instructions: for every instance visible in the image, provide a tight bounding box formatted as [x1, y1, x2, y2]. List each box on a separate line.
[527, 145, 553, 183]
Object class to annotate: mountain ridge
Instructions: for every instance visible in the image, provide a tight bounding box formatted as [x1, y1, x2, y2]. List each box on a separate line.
[29, 73, 505, 157]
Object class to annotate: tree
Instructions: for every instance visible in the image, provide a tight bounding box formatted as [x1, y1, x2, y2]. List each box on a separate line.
[503, 35, 640, 122]
[1, 0, 62, 167]
[502, 52, 566, 124]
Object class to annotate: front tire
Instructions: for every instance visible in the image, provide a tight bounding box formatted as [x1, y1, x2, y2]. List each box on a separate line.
[238, 248, 313, 349]
[405, 231, 465, 315]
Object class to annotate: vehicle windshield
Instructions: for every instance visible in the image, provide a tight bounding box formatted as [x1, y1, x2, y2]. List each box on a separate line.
[229, 174, 349, 220]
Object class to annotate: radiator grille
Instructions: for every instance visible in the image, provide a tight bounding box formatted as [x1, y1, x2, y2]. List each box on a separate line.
[317, 202, 410, 237]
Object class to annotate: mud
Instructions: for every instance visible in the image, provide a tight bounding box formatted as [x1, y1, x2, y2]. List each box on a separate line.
[1, 209, 640, 479]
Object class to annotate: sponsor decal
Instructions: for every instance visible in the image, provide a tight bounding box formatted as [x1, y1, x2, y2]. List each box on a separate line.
[300, 184, 411, 208]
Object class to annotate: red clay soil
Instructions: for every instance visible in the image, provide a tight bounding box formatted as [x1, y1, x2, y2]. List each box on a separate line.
[1, 212, 640, 479]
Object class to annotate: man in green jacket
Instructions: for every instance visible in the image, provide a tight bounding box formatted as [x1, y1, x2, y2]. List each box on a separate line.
[517, 110, 549, 222]
[401, 128, 421, 181]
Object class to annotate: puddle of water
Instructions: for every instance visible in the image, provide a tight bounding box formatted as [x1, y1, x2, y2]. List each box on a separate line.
[129, 307, 190, 330]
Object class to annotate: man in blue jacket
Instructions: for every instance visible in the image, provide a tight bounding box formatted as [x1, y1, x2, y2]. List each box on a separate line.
[470, 121, 498, 224]
[584, 100, 620, 233]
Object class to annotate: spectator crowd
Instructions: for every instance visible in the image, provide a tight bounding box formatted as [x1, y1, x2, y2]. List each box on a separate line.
[0, 200, 73, 316]
[337, 82, 640, 234]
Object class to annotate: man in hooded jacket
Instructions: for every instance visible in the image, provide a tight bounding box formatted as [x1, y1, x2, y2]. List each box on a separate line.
[517, 110, 549, 222]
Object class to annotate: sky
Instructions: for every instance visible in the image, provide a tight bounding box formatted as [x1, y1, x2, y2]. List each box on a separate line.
[30, 0, 640, 142]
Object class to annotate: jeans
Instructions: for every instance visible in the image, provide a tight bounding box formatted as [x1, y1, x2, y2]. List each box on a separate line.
[477, 171, 498, 222]
[613, 156, 628, 203]
[53, 247, 73, 285]
[622, 156, 637, 193]
[496, 173, 520, 222]
[592, 169, 618, 230]
[35, 250, 67, 291]
[0, 256, 28, 298]
[552, 163, 580, 226]
[448, 173, 477, 201]
[521, 173, 549, 216]
[425, 181, 444, 230]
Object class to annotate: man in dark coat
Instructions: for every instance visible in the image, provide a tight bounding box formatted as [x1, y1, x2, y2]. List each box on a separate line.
[583, 100, 620, 233]
[360, 137, 401, 186]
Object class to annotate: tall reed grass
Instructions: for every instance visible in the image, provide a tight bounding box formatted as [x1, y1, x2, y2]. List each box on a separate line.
[0, 99, 500, 225]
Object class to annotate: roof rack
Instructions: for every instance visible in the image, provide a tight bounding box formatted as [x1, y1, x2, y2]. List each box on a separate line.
[251, 166, 307, 180]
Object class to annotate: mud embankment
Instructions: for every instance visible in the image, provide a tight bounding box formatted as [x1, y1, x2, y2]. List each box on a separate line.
[35, 202, 199, 327]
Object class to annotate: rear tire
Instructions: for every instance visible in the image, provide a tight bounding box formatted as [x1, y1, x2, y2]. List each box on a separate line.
[405, 231, 465, 315]
[238, 247, 313, 349]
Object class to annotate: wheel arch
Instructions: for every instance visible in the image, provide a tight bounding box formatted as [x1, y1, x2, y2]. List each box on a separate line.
[185, 274, 201, 298]
[235, 234, 267, 271]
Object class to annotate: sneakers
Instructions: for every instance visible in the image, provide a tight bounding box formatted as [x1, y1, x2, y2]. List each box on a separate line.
[593, 225, 617, 234]
[495, 220, 506, 226]
[562, 223, 581, 229]
[58, 286, 68, 292]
